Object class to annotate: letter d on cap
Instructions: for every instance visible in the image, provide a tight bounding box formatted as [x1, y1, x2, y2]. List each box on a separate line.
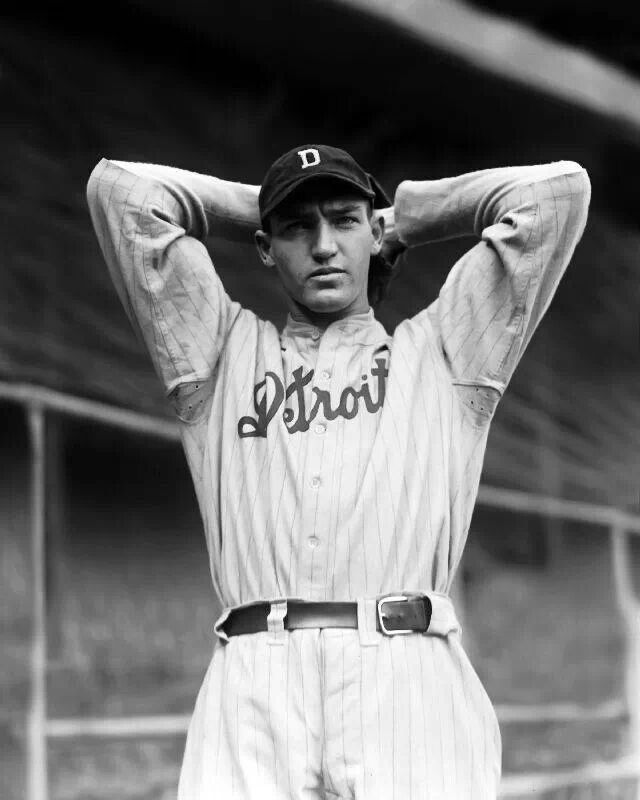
[298, 148, 320, 169]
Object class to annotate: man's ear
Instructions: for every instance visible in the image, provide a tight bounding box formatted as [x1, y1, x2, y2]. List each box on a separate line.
[255, 229, 275, 268]
[369, 210, 385, 256]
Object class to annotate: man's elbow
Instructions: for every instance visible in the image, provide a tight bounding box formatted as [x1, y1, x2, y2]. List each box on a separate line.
[564, 161, 591, 202]
[570, 164, 591, 222]
[86, 158, 111, 215]
[550, 161, 591, 224]
[86, 158, 151, 228]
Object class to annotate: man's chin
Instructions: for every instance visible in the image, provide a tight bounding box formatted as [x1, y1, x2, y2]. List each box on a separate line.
[299, 287, 353, 312]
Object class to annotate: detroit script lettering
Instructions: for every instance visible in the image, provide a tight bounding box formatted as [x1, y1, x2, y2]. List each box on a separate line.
[238, 358, 389, 438]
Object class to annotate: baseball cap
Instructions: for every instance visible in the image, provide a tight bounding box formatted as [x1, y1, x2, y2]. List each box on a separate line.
[259, 144, 390, 224]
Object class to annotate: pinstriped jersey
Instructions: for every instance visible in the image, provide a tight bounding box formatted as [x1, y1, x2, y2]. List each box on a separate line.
[86, 158, 590, 610]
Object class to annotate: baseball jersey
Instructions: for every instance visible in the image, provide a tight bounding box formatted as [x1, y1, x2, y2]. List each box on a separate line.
[87, 157, 590, 798]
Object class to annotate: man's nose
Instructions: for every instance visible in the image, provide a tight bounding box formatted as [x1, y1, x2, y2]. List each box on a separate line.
[311, 220, 338, 261]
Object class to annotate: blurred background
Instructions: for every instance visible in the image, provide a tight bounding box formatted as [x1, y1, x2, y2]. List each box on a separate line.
[1, 1, 639, 798]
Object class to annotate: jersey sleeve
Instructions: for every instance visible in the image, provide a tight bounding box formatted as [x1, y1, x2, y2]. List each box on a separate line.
[86, 158, 261, 405]
[394, 162, 591, 415]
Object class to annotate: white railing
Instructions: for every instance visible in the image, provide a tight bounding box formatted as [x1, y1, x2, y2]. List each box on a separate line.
[2, 381, 638, 800]
[499, 755, 640, 797]
[42, 699, 628, 740]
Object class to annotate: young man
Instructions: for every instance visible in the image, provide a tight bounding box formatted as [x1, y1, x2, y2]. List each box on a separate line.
[87, 145, 590, 799]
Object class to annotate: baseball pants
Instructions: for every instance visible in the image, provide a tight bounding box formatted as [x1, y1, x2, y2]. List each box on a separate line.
[177, 623, 501, 799]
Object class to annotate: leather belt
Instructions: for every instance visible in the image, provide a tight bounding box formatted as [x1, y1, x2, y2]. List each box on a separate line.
[221, 594, 432, 638]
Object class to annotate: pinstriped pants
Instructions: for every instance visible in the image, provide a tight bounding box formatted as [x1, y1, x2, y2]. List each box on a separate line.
[177, 628, 501, 799]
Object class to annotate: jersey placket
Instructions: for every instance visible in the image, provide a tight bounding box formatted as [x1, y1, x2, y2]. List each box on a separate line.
[295, 325, 342, 600]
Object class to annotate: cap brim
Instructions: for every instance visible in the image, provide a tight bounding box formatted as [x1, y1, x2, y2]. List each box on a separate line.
[261, 170, 389, 221]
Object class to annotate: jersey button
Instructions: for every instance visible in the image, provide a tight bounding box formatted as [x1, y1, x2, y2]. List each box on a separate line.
[320, 369, 331, 380]
[307, 536, 320, 549]
[310, 476, 321, 488]
[314, 423, 326, 435]
[311, 328, 321, 340]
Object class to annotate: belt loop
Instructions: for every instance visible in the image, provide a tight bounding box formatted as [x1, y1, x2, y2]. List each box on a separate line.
[427, 593, 461, 637]
[267, 599, 288, 646]
[213, 607, 232, 643]
[357, 597, 380, 647]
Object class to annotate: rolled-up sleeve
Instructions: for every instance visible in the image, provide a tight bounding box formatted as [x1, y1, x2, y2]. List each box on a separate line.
[86, 158, 259, 397]
[395, 162, 591, 405]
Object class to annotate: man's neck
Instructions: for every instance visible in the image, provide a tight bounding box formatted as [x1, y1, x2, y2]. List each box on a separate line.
[287, 300, 371, 329]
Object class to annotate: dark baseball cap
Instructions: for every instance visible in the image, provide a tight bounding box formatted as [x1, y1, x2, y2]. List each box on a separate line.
[259, 144, 390, 224]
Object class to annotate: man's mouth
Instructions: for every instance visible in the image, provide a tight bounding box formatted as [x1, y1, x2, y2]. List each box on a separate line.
[309, 268, 345, 278]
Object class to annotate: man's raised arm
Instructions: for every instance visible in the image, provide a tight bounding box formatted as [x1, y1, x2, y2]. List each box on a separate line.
[388, 161, 591, 417]
[86, 159, 261, 401]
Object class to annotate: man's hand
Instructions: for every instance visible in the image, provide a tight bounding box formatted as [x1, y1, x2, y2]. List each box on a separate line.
[368, 207, 407, 306]
[377, 206, 407, 268]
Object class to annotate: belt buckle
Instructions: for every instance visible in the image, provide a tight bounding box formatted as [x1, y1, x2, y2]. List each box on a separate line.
[377, 593, 413, 636]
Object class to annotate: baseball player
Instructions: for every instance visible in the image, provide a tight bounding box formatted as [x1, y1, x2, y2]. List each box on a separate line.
[87, 145, 590, 799]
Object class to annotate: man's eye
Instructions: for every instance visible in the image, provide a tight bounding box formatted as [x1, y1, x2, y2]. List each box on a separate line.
[336, 216, 358, 226]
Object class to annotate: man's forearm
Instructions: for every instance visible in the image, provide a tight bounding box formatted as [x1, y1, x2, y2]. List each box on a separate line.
[106, 160, 261, 243]
[392, 161, 589, 247]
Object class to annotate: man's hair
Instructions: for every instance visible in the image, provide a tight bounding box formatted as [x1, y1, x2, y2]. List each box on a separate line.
[364, 201, 398, 308]
[367, 252, 396, 307]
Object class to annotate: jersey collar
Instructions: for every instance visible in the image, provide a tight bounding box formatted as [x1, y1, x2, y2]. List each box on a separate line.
[281, 308, 389, 348]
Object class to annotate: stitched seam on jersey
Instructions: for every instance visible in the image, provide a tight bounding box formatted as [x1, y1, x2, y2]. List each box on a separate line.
[334, 340, 388, 350]
[143, 189, 192, 374]
[207, 209, 258, 227]
[165, 371, 213, 396]
[116, 175, 181, 380]
[166, 244, 226, 367]
[490, 199, 539, 379]
[451, 378, 504, 395]
[464, 196, 537, 383]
